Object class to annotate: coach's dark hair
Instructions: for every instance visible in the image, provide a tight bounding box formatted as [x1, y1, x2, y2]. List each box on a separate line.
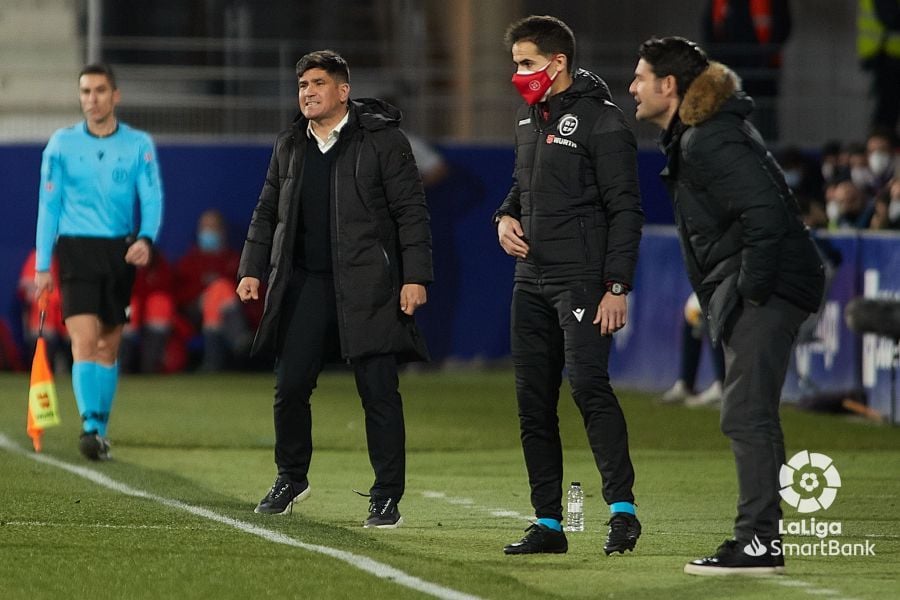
[295, 50, 350, 84]
[504, 15, 576, 74]
[79, 64, 117, 89]
[637, 37, 709, 98]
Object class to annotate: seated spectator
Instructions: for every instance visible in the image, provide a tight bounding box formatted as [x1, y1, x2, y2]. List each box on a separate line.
[819, 140, 848, 185]
[17, 249, 70, 374]
[866, 129, 899, 195]
[175, 209, 259, 371]
[779, 146, 824, 202]
[119, 250, 187, 374]
[848, 142, 878, 196]
[870, 178, 900, 230]
[829, 180, 874, 229]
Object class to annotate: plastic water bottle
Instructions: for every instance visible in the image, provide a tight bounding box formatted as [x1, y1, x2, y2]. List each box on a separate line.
[566, 481, 584, 532]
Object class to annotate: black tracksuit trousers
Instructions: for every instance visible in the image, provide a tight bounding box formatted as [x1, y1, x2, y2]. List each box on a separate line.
[511, 280, 635, 522]
[273, 269, 405, 501]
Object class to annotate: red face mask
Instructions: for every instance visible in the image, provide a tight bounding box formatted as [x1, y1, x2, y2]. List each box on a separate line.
[511, 60, 558, 105]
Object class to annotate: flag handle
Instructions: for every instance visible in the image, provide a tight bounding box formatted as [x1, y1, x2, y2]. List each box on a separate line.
[37, 290, 48, 338]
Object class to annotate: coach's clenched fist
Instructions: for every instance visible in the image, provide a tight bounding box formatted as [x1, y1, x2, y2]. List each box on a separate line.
[236, 276, 260, 303]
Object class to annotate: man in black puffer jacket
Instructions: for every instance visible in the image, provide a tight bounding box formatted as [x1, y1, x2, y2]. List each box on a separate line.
[631, 37, 824, 576]
[237, 50, 432, 528]
[495, 16, 644, 558]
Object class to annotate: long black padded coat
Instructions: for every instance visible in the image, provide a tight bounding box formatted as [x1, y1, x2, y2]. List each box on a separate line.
[238, 98, 433, 362]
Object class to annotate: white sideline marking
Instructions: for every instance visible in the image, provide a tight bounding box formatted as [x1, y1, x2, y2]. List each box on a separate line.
[2, 520, 207, 531]
[0, 434, 481, 600]
[421, 490, 531, 522]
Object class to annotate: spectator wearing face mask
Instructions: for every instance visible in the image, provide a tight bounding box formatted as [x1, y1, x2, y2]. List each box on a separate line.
[829, 180, 875, 229]
[174, 209, 258, 370]
[866, 130, 899, 194]
[848, 142, 878, 195]
[870, 177, 900, 229]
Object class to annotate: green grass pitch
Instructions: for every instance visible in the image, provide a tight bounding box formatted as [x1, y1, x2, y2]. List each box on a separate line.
[1, 370, 898, 599]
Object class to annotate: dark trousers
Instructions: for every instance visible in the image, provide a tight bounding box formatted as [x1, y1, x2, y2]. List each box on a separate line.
[274, 270, 405, 500]
[720, 295, 808, 543]
[511, 281, 635, 522]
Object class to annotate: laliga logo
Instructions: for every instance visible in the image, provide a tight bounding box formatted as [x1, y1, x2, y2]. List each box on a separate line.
[779, 451, 841, 513]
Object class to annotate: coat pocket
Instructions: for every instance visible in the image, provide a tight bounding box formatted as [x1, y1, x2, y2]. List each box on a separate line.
[707, 271, 739, 345]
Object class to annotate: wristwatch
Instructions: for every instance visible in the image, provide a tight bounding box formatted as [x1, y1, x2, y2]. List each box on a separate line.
[607, 282, 627, 296]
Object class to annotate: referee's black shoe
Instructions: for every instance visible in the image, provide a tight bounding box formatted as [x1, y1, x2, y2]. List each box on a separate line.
[79, 431, 111, 461]
[254, 477, 310, 515]
[504, 523, 568, 555]
[603, 513, 641, 555]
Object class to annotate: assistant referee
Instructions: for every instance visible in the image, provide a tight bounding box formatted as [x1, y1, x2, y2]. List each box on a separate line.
[34, 64, 163, 460]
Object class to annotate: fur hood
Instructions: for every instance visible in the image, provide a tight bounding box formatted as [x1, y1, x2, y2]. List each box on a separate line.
[678, 62, 743, 126]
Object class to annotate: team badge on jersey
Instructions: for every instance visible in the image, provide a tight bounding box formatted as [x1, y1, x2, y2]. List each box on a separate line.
[558, 114, 579, 136]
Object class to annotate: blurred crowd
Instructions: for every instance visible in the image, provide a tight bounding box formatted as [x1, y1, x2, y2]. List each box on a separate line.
[781, 129, 900, 232]
[18, 209, 264, 375]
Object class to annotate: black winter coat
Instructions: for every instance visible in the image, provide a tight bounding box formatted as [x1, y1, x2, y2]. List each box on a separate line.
[239, 98, 432, 361]
[660, 62, 824, 342]
[494, 69, 644, 286]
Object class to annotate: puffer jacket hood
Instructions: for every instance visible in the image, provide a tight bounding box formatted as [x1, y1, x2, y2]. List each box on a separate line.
[559, 68, 613, 104]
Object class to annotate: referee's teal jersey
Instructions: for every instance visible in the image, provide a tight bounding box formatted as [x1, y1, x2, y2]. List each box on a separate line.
[35, 121, 164, 271]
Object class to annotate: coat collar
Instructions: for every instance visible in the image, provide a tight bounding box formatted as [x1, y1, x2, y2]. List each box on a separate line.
[678, 61, 742, 126]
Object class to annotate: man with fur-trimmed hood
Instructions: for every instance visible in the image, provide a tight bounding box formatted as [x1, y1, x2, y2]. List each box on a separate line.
[629, 37, 824, 575]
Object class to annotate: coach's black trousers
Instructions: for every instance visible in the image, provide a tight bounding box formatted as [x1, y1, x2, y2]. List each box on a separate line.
[720, 295, 808, 543]
[273, 270, 405, 500]
[511, 281, 635, 522]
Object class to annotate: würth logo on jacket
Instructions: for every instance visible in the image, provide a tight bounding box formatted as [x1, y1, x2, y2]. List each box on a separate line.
[546, 134, 577, 149]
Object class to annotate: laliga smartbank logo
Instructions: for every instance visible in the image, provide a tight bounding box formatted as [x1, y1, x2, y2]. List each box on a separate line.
[752, 451, 876, 558]
[778, 450, 841, 512]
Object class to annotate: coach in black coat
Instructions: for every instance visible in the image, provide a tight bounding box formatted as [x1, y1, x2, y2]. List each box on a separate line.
[239, 100, 431, 363]
[632, 38, 824, 574]
[237, 51, 431, 526]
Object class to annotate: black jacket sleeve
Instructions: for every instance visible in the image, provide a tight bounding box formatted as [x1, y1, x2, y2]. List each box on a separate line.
[590, 107, 644, 287]
[377, 128, 434, 285]
[239, 134, 283, 281]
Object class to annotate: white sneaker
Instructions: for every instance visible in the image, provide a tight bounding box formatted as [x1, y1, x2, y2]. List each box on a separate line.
[660, 380, 690, 404]
[685, 381, 723, 407]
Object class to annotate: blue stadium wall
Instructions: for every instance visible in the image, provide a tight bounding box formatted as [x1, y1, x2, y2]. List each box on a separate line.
[1, 143, 897, 421]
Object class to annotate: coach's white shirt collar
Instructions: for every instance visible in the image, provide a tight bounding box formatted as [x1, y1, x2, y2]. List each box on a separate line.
[307, 110, 349, 153]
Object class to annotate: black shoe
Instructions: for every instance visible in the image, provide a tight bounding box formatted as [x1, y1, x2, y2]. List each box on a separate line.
[79, 431, 111, 461]
[254, 477, 310, 515]
[364, 497, 403, 529]
[684, 538, 785, 576]
[504, 523, 568, 555]
[604, 513, 641, 555]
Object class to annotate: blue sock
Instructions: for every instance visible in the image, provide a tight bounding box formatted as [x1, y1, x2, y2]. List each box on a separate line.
[96, 362, 119, 437]
[610, 502, 636, 516]
[72, 361, 102, 433]
[536, 518, 562, 531]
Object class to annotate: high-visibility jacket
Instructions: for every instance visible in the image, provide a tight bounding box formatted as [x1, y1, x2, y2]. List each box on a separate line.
[858, 0, 900, 61]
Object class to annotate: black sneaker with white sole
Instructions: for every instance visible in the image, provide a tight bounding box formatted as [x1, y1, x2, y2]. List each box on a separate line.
[364, 496, 403, 528]
[604, 513, 641, 555]
[254, 477, 310, 515]
[684, 538, 785, 576]
[503, 523, 568, 555]
[79, 431, 111, 461]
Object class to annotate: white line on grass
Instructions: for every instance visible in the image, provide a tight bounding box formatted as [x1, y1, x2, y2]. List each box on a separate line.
[1, 520, 214, 531]
[0, 434, 481, 600]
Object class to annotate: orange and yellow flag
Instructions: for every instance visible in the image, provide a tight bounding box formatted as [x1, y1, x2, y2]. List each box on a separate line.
[27, 293, 60, 452]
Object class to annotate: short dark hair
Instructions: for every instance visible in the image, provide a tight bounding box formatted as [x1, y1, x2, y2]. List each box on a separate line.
[79, 63, 117, 89]
[504, 15, 576, 74]
[295, 50, 350, 84]
[637, 37, 709, 98]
